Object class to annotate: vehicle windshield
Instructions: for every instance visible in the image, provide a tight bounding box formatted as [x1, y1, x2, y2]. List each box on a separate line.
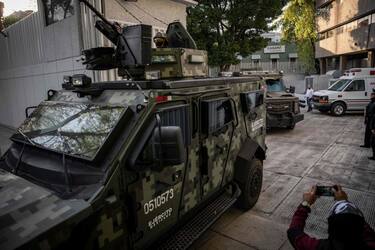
[266, 79, 285, 92]
[14, 102, 126, 160]
[328, 79, 351, 91]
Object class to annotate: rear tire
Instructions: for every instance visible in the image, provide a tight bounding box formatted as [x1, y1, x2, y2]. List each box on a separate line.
[331, 102, 346, 116]
[235, 159, 263, 211]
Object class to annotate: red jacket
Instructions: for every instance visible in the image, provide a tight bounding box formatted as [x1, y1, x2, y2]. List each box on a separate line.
[287, 204, 375, 250]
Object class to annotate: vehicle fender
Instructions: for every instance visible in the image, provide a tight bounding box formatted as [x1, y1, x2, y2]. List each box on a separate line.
[234, 138, 265, 184]
[331, 100, 347, 109]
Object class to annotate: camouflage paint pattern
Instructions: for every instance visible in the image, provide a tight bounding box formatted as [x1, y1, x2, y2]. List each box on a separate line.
[145, 48, 208, 79]
[0, 75, 266, 249]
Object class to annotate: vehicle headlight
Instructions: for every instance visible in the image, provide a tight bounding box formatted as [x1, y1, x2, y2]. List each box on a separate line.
[319, 96, 329, 103]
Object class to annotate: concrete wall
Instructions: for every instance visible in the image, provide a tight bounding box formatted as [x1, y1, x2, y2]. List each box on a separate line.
[317, 0, 375, 32]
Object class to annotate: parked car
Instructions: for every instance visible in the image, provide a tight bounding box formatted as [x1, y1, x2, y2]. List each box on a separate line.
[313, 68, 375, 116]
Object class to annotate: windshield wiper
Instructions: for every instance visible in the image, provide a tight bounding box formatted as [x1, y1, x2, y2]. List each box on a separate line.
[57, 129, 72, 193]
[13, 129, 36, 174]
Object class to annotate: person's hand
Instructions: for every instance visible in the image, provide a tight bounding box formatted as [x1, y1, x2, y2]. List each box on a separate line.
[333, 185, 348, 201]
[372, 129, 375, 135]
[303, 186, 318, 206]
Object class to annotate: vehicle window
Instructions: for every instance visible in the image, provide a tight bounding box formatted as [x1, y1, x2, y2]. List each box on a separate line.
[328, 79, 351, 91]
[266, 79, 285, 92]
[201, 98, 234, 134]
[158, 104, 191, 145]
[14, 102, 126, 160]
[344, 80, 365, 91]
[241, 91, 264, 114]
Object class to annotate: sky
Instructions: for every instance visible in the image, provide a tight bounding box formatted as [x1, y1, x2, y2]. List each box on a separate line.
[2, 0, 38, 16]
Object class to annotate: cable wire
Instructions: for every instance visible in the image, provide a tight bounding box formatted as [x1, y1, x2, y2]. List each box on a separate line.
[131, 2, 168, 26]
[114, 0, 142, 23]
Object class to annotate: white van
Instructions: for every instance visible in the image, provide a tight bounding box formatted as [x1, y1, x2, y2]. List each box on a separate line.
[313, 68, 375, 116]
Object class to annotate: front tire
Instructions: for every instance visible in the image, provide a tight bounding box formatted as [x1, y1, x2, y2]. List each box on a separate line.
[331, 102, 346, 116]
[235, 158, 263, 210]
[287, 122, 295, 129]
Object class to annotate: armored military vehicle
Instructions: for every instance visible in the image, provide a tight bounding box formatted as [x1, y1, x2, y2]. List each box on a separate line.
[242, 71, 303, 129]
[0, 1, 266, 249]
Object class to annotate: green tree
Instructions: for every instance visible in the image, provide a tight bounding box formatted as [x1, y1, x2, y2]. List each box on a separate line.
[3, 15, 22, 28]
[187, 0, 284, 71]
[281, 0, 317, 73]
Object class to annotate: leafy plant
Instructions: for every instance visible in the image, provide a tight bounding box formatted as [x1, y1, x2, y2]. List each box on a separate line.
[187, 0, 284, 71]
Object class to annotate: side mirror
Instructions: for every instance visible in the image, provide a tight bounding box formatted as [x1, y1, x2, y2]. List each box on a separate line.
[153, 126, 186, 169]
[287, 86, 295, 94]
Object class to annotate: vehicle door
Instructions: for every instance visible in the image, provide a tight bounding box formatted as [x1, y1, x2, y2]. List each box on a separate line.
[126, 103, 190, 248]
[198, 94, 237, 199]
[343, 79, 367, 110]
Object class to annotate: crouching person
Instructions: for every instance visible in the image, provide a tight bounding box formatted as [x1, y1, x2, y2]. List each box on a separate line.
[287, 185, 375, 250]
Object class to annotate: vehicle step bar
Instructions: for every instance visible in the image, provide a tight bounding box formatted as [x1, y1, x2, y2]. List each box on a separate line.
[155, 183, 241, 250]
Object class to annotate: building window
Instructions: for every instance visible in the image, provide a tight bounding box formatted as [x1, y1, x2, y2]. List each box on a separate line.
[253, 59, 260, 68]
[290, 58, 296, 71]
[43, 0, 74, 25]
[271, 59, 278, 70]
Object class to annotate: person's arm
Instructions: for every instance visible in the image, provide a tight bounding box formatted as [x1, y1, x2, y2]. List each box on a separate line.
[287, 186, 320, 250]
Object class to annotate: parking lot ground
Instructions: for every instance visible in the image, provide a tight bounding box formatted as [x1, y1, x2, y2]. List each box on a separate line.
[193, 110, 375, 250]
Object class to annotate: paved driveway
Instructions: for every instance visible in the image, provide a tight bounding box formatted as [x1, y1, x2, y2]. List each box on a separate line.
[193, 110, 375, 250]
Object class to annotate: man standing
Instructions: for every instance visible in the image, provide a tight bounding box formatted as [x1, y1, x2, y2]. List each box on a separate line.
[305, 86, 314, 112]
[361, 92, 375, 148]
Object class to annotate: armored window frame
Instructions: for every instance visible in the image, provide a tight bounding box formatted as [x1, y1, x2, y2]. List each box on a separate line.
[240, 90, 264, 114]
[200, 97, 235, 135]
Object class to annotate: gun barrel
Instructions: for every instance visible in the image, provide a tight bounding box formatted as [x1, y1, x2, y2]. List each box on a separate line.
[78, 0, 120, 35]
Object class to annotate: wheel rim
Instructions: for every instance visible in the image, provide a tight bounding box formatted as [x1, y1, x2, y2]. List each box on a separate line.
[250, 170, 262, 197]
[334, 105, 344, 115]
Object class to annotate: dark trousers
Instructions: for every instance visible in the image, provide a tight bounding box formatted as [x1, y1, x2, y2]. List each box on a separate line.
[307, 98, 313, 111]
[372, 134, 375, 157]
[364, 122, 372, 147]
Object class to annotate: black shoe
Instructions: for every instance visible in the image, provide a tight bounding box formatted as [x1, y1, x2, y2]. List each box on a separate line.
[360, 145, 371, 148]
[368, 157, 375, 160]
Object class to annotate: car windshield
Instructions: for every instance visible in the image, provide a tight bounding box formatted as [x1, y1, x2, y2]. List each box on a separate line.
[328, 79, 351, 91]
[266, 79, 285, 92]
[14, 102, 126, 160]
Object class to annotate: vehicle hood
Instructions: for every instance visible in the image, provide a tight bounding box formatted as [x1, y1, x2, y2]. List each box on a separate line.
[313, 90, 337, 96]
[267, 91, 295, 98]
[0, 169, 92, 250]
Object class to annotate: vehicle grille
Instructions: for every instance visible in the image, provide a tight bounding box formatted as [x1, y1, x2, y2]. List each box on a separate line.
[267, 102, 293, 113]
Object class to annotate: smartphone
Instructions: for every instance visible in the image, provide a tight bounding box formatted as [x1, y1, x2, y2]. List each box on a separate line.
[316, 186, 335, 196]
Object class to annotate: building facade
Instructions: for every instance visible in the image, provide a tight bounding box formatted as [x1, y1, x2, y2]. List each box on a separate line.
[0, 0, 196, 128]
[239, 33, 304, 73]
[315, 0, 375, 73]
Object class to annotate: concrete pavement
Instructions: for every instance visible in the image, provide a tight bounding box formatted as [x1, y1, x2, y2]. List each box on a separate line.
[0, 125, 14, 155]
[193, 110, 375, 250]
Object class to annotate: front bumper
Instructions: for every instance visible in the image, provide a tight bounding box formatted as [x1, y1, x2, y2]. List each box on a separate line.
[266, 112, 304, 128]
[313, 102, 331, 111]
